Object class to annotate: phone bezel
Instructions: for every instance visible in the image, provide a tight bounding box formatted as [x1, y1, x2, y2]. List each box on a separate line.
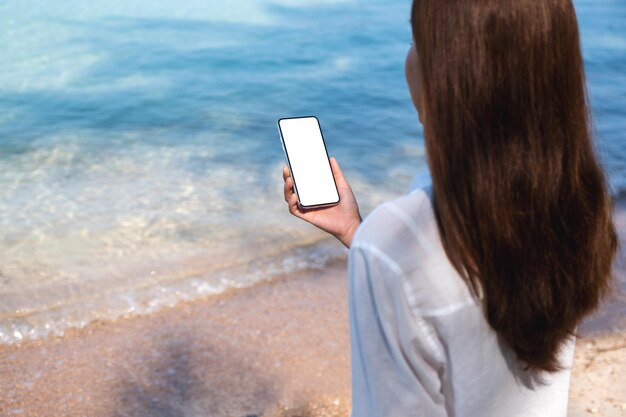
[277, 115, 341, 209]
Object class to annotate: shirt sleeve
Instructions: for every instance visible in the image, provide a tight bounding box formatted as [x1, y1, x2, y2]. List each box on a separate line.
[348, 242, 449, 417]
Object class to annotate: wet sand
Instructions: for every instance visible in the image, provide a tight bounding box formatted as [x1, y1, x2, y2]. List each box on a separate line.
[1, 256, 625, 416]
[0, 261, 352, 417]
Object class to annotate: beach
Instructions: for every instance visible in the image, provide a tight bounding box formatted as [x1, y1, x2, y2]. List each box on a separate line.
[0, 0, 625, 415]
[1, 256, 624, 417]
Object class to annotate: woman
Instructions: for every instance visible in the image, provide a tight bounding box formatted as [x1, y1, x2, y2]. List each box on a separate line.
[282, 0, 618, 415]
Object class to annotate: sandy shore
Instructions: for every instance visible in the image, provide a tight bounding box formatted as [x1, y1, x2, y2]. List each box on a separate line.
[0, 258, 624, 416]
[568, 333, 626, 417]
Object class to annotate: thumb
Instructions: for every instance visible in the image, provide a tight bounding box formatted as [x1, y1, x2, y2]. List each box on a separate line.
[329, 156, 347, 186]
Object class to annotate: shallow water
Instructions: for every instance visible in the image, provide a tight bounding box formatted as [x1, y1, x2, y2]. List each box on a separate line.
[0, 0, 624, 343]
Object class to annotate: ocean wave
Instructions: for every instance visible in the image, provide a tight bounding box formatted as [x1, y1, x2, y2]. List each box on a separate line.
[0, 238, 348, 345]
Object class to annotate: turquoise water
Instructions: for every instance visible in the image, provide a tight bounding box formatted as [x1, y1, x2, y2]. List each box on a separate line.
[0, 0, 624, 343]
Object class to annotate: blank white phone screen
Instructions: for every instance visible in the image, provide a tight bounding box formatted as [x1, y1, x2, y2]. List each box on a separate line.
[279, 117, 339, 207]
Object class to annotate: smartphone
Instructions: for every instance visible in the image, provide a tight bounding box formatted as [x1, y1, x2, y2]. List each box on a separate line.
[277, 116, 340, 209]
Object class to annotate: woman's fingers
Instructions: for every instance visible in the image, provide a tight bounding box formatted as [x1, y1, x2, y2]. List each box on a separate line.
[283, 165, 293, 202]
[329, 157, 341, 178]
[281, 165, 302, 217]
[329, 157, 348, 188]
[288, 193, 301, 216]
[284, 176, 293, 202]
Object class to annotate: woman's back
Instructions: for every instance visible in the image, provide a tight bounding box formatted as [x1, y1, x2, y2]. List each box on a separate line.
[348, 178, 577, 417]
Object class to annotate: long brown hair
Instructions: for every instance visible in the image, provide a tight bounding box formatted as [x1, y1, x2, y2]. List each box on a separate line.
[410, 0, 619, 373]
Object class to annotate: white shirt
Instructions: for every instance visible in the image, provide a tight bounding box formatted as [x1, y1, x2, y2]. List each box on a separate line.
[347, 170, 576, 417]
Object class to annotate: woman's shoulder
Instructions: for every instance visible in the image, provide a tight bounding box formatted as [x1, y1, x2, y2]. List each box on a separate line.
[350, 183, 480, 313]
[350, 184, 436, 268]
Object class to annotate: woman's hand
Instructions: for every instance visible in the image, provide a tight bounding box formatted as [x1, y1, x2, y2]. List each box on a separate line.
[282, 157, 362, 249]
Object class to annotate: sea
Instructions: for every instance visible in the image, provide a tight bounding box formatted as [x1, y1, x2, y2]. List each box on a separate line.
[0, 0, 624, 344]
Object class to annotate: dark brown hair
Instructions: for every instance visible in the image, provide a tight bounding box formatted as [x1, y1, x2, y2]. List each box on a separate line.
[410, 0, 619, 373]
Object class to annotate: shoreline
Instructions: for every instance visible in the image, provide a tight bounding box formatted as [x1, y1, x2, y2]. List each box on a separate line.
[1, 195, 623, 349]
[1, 259, 625, 416]
[0, 260, 353, 416]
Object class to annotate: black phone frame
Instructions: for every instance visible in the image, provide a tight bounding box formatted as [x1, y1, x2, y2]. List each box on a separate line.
[277, 115, 341, 209]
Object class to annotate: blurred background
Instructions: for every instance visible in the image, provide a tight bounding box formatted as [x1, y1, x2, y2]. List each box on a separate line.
[0, 0, 624, 344]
